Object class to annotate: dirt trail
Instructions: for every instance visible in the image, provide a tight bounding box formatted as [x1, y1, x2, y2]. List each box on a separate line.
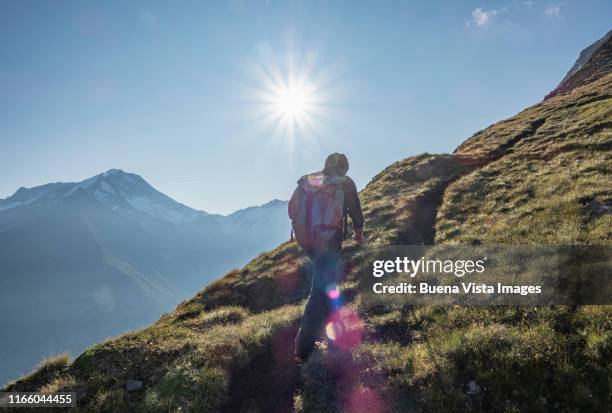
[221, 323, 300, 413]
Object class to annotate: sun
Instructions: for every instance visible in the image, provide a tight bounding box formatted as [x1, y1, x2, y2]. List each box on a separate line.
[273, 82, 312, 121]
[249, 50, 332, 141]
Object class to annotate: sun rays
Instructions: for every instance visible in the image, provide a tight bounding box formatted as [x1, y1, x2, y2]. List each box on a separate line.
[247, 47, 335, 148]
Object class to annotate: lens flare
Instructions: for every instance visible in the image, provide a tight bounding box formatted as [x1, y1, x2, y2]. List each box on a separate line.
[327, 288, 340, 300]
[325, 320, 341, 341]
[345, 387, 384, 413]
[325, 308, 364, 350]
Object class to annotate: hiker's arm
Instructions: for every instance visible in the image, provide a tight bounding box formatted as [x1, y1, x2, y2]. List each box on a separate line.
[345, 179, 364, 232]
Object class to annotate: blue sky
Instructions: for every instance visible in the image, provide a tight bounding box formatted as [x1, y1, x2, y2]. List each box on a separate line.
[1, 1, 610, 214]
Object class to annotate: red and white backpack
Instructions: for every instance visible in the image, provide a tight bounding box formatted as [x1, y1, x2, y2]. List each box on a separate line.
[288, 172, 346, 252]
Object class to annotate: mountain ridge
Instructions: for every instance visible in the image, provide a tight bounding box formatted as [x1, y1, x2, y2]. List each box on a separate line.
[0, 168, 272, 221]
[545, 29, 612, 100]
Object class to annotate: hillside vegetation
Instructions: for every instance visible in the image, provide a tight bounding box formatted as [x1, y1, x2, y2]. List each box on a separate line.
[4, 63, 612, 413]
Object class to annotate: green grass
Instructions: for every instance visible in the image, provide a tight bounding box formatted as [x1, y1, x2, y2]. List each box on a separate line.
[9, 353, 71, 393]
[440, 74, 612, 244]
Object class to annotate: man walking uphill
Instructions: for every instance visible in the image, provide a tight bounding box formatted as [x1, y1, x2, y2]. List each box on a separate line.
[288, 153, 364, 361]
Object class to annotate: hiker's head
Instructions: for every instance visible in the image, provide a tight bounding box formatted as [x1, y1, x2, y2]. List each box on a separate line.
[324, 153, 349, 176]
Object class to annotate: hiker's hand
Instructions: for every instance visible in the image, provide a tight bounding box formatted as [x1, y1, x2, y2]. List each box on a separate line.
[353, 228, 365, 244]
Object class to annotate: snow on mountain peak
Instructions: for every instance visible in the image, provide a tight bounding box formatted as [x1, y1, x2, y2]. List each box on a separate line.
[64, 175, 99, 197]
[63, 170, 200, 223]
[1, 170, 288, 228]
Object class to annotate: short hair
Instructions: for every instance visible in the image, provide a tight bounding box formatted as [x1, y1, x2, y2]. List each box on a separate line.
[324, 153, 349, 176]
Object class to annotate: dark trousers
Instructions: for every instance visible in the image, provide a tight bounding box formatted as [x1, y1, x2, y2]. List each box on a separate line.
[294, 249, 344, 359]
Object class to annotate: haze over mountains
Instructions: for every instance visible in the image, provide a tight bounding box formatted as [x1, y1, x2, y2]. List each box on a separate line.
[0, 169, 289, 386]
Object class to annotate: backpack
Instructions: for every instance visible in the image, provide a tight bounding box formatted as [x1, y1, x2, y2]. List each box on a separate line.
[288, 172, 346, 252]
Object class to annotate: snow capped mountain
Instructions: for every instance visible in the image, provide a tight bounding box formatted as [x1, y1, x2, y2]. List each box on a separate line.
[0, 168, 292, 304]
[0, 169, 207, 224]
[0, 169, 289, 387]
[226, 199, 289, 231]
[0, 169, 288, 229]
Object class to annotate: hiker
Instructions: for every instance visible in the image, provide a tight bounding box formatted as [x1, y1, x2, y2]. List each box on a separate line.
[288, 153, 364, 361]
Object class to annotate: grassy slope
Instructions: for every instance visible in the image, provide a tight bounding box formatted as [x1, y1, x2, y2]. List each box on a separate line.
[4, 74, 611, 413]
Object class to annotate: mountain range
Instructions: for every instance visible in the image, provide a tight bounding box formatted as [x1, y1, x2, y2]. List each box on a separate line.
[0, 170, 289, 386]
